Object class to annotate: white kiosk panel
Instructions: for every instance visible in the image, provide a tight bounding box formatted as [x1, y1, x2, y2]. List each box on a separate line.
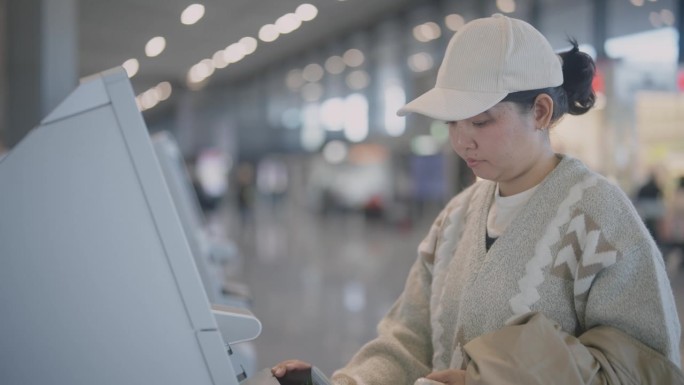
[0, 68, 247, 385]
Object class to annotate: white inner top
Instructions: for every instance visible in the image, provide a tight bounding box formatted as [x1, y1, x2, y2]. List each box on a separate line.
[486, 183, 540, 238]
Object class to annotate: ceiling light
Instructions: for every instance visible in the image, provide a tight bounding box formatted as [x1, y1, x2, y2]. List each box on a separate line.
[140, 89, 159, 110]
[276, 13, 302, 34]
[426, 22, 441, 39]
[223, 43, 246, 63]
[343, 48, 364, 67]
[239, 37, 258, 54]
[259, 24, 280, 42]
[408, 52, 434, 72]
[660, 9, 675, 26]
[496, 0, 516, 13]
[212, 50, 229, 68]
[630, 0, 645, 5]
[325, 55, 345, 74]
[413, 22, 441, 42]
[187, 68, 204, 84]
[445, 14, 465, 31]
[122, 58, 139, 77]
[145, 36, 166, 57]
[649, 11, 663, 27]
[199, 59, 215, 77]
[413, 26, 428, 42]
[188, 60, 213, 83]
[295, 3, 318, 21]
[181, 4, 205, 25]
[302, 63, 324, 82]
[156, 82, 172, 101]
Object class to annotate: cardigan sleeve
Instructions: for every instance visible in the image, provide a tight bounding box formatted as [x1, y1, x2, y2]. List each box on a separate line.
[572, 182, 681, 367]
[330, 204, 454, 385]
[330, 259, 433, 385]
[581, 238, 681, 367]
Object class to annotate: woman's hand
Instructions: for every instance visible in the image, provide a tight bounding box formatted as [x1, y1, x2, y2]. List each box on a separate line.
[424, 369, 466, 385]
[271, 359, 312, 378]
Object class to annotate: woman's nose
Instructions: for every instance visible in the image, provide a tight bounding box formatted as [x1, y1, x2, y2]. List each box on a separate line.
[449, 123, 474, 149]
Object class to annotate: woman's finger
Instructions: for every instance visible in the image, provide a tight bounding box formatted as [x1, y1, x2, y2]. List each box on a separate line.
[425, 369, 466, 385]
[271, 360, 312, 377]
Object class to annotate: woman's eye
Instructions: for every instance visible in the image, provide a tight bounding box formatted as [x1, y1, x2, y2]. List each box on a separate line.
[472, 120, 489, 127]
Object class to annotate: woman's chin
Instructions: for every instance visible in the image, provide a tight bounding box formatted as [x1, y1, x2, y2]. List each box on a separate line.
[471, 168, 496, 182]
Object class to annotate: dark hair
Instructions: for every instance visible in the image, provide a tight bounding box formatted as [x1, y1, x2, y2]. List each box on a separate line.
[501, 38, 596, 125]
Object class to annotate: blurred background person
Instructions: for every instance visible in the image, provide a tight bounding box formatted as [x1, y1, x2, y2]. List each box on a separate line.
[663, 176, 684, 262]
[235, 161, 256, 228]
[635, 170, 665, 246]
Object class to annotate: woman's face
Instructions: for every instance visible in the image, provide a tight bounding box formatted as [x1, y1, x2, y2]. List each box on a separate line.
[448, 101, 552, 194]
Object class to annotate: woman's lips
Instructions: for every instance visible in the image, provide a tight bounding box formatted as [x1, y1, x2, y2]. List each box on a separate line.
[466, 158, 481, 168]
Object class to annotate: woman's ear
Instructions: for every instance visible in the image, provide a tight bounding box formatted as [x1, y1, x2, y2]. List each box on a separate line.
[533, 94, 553, 130]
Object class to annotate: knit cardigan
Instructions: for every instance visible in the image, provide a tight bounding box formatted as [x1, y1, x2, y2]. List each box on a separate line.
[331, 155, 681, 385]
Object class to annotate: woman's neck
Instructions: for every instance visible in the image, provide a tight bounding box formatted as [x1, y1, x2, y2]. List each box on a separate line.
[499, 152, 560, 197]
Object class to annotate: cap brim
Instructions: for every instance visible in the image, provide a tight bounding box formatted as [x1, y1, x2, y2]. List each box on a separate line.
[397, 87, 508, 122]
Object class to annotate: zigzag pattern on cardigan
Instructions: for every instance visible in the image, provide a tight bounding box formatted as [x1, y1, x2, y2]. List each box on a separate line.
[507, 175, 598, 324]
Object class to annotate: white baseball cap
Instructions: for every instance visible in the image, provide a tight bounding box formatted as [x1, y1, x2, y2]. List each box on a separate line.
[398, 14, 563, 121]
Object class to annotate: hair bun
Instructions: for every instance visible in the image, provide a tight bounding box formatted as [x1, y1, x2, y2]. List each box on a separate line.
[560, 39, 596, 115]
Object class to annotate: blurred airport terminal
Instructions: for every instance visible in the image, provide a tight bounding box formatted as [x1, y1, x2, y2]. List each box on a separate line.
[1, 0, 684, 381]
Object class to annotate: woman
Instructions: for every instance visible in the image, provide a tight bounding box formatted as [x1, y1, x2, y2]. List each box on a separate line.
[273, 14, 682, 385]
[664, 176, 684, 260]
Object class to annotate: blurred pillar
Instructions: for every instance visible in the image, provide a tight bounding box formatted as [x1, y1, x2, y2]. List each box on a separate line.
[591, 0, 619, 182]
[0, 0, 7, 152]
[592, 0, 610, 164]
[678, 0, 683, 65]
[474, 0, 487, 18]
[592, 0, 607, 60]
[528, 0, 541, 28]
[4, 0, 77, 148]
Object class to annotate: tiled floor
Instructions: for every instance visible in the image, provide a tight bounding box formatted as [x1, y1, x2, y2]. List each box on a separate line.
[215, 197, 684, 376]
